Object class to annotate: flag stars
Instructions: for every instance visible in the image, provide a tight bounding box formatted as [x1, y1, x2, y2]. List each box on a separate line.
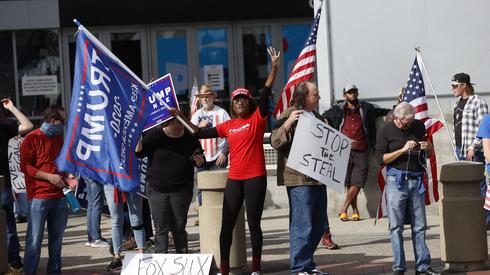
[77, 108, 81, 113]
[79, 97, 83, 101]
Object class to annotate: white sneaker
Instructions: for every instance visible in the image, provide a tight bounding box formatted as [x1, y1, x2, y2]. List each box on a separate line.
[91, 238, 110, 248]
[85, 242, 92, 247]
[251, 272, 261, 275]
[311, 268, 328, 275]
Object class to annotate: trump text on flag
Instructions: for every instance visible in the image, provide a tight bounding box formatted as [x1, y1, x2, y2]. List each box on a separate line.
[286, 112, 351, 193]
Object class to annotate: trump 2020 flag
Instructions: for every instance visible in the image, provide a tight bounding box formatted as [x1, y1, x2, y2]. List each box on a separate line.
[56, 22, 150, 192]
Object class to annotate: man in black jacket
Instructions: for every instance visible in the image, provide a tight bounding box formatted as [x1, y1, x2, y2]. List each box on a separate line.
[322, 84, 390, 227]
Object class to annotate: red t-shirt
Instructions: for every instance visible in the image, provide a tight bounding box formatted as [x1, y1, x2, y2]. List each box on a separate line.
[216, 108, 267, 180]
[341, 107, 367, 151]
[20, 128, 64, 200]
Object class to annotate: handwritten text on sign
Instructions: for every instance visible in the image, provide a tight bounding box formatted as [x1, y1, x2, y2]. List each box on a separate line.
[121, 253, 212, 275]
[8, 137, 26, 193]
[286, 112, 351, 193]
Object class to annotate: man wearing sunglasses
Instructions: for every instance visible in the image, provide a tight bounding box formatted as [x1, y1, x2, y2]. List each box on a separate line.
[451, 72, 489, 227]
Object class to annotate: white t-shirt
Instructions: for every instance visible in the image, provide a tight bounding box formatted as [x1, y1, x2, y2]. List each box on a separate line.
[191, 105, 231, 161]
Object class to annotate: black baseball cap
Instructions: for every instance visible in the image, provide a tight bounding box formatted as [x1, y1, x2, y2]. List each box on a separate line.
[451, 73, 474, 85]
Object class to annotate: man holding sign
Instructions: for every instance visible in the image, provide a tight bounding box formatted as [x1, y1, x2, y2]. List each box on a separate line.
[271, 81, 335, 275]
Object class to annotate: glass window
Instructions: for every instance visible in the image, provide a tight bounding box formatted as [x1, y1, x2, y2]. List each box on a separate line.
[111, 32, 142, 77]
[281, 24, 309, 81]
[0, 31, 15, 103]
[241, 26, 271, 97]
[156, 30, 188, 99]
[197, 27, 229, 112]
[16, 29, 61, 118]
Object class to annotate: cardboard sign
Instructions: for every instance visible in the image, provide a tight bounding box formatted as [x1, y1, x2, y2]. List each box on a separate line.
[286, 112, 351, 193]
[121, 253, 212, 275]
[144, 74, 180, 131]
[8, 137, 26, 193]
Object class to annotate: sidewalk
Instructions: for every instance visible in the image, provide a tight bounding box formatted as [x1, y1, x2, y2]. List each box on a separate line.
[9, 207, 490, 274]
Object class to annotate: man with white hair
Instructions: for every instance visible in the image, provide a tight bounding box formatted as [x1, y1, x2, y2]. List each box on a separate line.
[375, 102, 441, 275]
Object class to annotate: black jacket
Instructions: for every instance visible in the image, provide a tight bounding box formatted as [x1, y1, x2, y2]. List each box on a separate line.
[322, 101, 390, 150]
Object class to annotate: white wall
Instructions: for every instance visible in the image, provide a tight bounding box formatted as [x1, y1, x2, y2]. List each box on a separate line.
[316, 0, 490, 113]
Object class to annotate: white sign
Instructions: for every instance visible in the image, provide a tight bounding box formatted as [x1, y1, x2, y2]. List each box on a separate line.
[21, 75, 58, 96]
[204, 65, 224, 91]
[286, 112, 351, 193]
[8, 137, 26, 193]
[121, 253, 212, 275]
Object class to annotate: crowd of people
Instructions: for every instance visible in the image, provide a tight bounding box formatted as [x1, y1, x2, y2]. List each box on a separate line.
[1, 47, 489, 275]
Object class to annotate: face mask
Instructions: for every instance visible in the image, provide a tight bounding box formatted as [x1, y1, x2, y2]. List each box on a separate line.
[40, 122, 64, 137]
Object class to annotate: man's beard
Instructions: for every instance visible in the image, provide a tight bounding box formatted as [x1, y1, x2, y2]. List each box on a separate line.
[347, 98, 358, 105]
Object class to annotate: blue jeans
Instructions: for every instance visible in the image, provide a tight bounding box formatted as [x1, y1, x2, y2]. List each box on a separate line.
[24, 198, 68, 275]
[103, 184, 145, 254]
[287, 185, 327, 273]
[386, 176, 431, 272]
[1, 188, 22, 266]
[14, 192, 28, 218]
[455, 147, 490, 224]
[83, 177, 104, 242]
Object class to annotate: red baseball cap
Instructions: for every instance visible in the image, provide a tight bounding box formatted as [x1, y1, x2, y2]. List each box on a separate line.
[231, 88, 251, 100]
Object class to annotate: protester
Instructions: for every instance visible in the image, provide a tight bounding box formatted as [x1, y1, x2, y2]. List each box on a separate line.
[190, 84, 230, 210]
[477, 113, 490, 230]
[82, 176, 109, 248]
[271, 81, 332, 275]
[451, 72, 489, 225]
[136, 118, 205, 254]
[172, 46, 280, 275]
[323, 84, 390, 223]
[376, 102, 441, 275]
[20, 106, 71, 275]
[102, 181, 145, 270]
[0, 98, 33, 272]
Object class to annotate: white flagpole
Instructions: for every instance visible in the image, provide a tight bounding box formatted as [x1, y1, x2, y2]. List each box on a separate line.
[73, 19, 195, 134]
[415, 48, 457, 161]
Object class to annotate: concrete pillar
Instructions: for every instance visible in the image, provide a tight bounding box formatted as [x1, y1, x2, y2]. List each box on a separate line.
[439, 161, 487, 272]
[197, 170, 247, 274]
[0, 176, 7, 273]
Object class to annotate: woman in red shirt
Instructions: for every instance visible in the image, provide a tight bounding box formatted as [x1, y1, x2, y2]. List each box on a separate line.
[174, 47, 279, 275]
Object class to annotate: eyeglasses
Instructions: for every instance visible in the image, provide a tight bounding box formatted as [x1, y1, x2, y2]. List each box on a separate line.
[451, 84, 461, 89]
[399, 118, 413, 128]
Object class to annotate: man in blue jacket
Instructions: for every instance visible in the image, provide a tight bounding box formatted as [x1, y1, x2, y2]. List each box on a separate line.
[322, 84, 390, 226]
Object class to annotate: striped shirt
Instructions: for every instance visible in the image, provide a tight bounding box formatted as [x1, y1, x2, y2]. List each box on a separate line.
[191, 105, 230, 161]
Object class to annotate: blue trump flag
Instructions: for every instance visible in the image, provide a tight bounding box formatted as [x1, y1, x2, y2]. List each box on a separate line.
[56, 23, 150, 192]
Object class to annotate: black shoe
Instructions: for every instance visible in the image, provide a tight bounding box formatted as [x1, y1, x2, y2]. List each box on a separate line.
[105, 258, 122, 271]
[415, 267, 442, 275]
[394, 270, 404, 275]
[16, 216, 27, 223]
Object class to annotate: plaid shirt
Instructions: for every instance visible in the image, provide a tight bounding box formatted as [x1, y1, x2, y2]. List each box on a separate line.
[454, 94, 488, 157]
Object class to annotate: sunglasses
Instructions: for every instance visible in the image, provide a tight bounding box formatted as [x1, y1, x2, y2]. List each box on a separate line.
[451, 84, 461, 89]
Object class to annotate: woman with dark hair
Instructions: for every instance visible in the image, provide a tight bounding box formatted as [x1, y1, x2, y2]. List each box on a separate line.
[172, 46, 280, 275]
[136, 118, 205, 254]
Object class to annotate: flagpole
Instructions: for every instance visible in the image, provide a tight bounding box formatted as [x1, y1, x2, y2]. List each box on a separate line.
[415, 48, 458, 161]
[73, 19, 195, 134]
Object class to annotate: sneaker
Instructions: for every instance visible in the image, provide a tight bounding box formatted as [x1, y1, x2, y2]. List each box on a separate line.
[251, 272, 261, 275]
[321, 232, 339, 250]
[85, 241, 92, 247]
[105, 257, 122, 271]
[145, 239, 155, 253]
[311, 268, 329, 275]
[15, 216, 27, 223]
[122, 236, 137, 250]
[91, 238, 110, 248]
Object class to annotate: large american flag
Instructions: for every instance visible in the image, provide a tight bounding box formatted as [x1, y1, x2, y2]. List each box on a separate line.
[189, 77, 199, 117]
[272, 3, 322, 118]
[376, 57, 444, 220]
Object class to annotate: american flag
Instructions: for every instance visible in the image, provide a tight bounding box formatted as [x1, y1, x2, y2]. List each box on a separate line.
[189, 77, 199, 117]
[376, 57, 444, 221]
[272, 3, 322, 118]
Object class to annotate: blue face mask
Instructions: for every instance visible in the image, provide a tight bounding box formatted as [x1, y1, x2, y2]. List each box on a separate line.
[40, 122, 64, 137]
